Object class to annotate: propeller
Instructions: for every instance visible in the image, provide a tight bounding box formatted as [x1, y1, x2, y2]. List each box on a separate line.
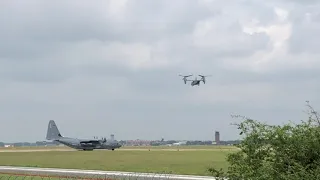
[179, 74, 193, 84]
[198, 75, 211, 84]
[100, 137, 107, 143]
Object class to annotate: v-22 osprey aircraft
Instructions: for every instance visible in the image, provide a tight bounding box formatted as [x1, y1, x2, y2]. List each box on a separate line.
[46, 120, 121, 151]
[179, 74, 211, 86]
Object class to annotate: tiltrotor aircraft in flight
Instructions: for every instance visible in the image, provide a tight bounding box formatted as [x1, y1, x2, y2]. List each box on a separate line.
[46, 120, 121, 151]
[179, 74, 211, 86]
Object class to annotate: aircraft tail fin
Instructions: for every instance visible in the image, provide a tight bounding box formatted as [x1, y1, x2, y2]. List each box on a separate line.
[46, 120, 62, 140]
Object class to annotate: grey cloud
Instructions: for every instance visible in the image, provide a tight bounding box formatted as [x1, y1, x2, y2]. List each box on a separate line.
[0, 1, 126, 44]
[0, 41, 62, 61]
[123, 0, 218, 39]
[0, 56, 73, 83]
[0, 0, 271, 76]
[279, 0, 320, 5]
[212, 68, 320, 85]
[289, 20, 320, 54]
[0, 0, 319, 142]
[286, 2, 320, 54]
[78, 64, 189, 100]
[152, 27, 270, 67]
[0, 0, 215, 44]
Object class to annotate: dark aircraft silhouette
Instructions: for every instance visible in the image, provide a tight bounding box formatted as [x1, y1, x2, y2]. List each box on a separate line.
[46, 120, 121, 151]
[179, 74, 211, 86]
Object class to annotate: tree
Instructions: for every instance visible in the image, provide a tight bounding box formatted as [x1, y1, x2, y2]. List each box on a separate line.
[208, 101, 320, 180]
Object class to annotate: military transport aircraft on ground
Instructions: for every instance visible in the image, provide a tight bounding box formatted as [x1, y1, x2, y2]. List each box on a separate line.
[179, 74, 211, 86]
[46, 120, 121, 151]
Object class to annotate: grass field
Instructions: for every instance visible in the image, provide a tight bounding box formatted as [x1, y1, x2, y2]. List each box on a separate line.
[0, 174, 61, 180]
[0, 146, 235, 176]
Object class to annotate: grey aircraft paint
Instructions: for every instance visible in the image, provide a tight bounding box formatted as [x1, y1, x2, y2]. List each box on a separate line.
[46, 120, 121, 151]
[179, 74, 210, 86]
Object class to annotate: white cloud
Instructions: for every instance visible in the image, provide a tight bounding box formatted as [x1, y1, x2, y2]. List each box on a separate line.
[106, 0, 128, 18]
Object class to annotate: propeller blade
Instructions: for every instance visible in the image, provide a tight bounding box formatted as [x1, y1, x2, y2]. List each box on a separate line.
[179, 74, 193, 77]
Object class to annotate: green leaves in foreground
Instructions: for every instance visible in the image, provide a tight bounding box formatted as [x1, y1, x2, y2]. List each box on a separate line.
[208, 101, 320, 180]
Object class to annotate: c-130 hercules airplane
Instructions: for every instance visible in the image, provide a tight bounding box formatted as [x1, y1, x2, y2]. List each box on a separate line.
[46, 120, 121, 151]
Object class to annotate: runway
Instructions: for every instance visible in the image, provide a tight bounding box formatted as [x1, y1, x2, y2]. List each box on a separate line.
[0, 149, 75, 152]
[0, 166, 217, 180]
[0, 148, 237, 152]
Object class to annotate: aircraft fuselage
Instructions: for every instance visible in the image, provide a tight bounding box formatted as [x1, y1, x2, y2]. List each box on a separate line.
[54, 137, 121, 151]
[191, 80, 200, 86]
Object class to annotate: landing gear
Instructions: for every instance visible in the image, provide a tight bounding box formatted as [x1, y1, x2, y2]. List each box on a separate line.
[83, 149, 93, 151]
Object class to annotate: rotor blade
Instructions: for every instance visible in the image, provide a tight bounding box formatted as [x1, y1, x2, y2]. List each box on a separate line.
[198, 75, 211, 77]
[179, 74, 193, 77]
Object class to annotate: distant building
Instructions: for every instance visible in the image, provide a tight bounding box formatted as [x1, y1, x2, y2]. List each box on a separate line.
[215, 131, 220, 144]
[125, 139, 151, 146]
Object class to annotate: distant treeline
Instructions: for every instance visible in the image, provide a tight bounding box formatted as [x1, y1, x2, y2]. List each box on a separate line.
[149, 140, 241, 146]
[0, 140, 241, 147]
[0, 141, 59, 147]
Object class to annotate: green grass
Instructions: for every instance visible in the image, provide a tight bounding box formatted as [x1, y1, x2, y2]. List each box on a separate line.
[0, 150, 232, 176]
[0, 174, 61, 180]
[0, 173, 116, 180]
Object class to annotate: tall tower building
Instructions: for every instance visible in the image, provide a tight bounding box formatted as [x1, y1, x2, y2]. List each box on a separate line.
[215, 131, 220, 144]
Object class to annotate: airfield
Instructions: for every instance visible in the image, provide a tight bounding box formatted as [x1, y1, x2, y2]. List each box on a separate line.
[0, 145, 237, 176]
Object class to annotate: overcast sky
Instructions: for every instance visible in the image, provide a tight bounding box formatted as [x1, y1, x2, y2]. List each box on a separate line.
[1, 0, 320, 142]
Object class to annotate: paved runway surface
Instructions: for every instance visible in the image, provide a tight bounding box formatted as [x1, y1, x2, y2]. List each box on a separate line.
[0, 149, 75, 152]
[0, 166, 217, 180]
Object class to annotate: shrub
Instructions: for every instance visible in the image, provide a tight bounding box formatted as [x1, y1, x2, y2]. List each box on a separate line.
[209, 101, 320, 180]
